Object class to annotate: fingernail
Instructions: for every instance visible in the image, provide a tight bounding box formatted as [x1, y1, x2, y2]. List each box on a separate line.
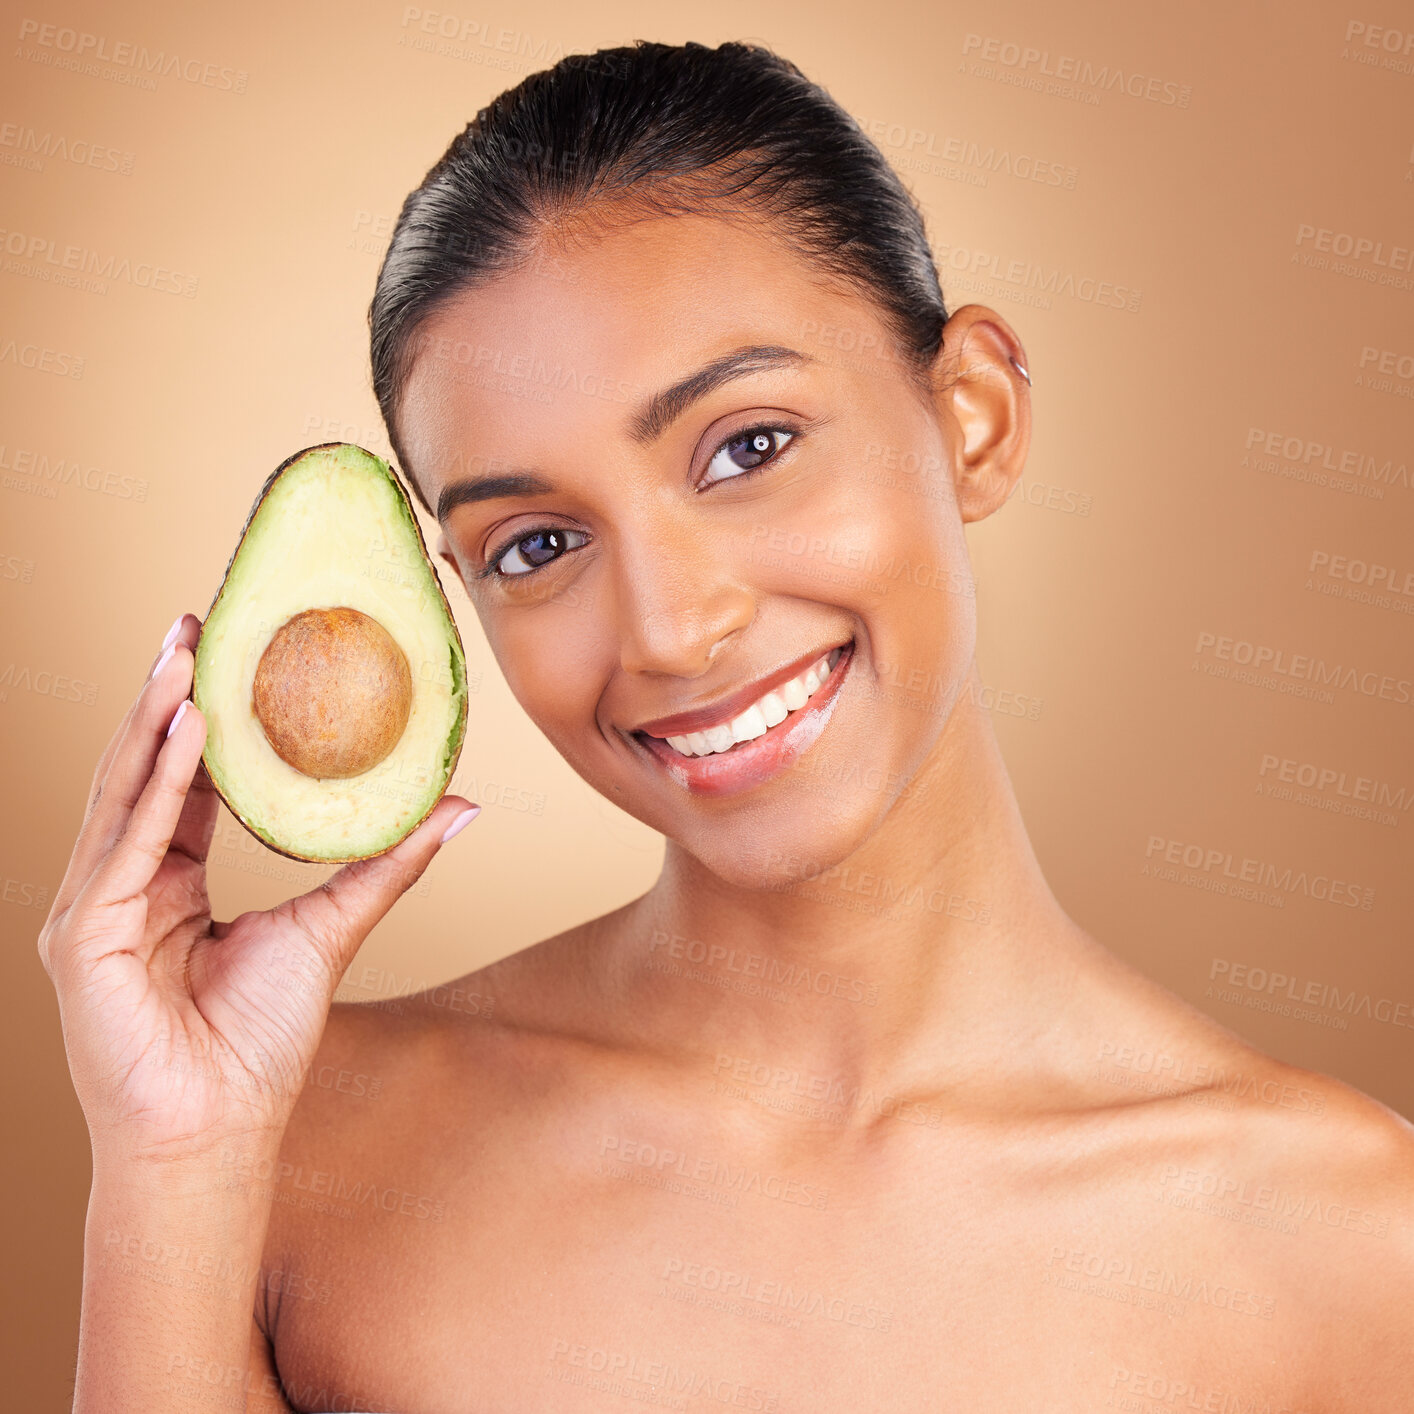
[151, 643, 177, 680]
[440, 806, 481, 843]
[161, 614, 184, 651]
[166, 700, 189, 739]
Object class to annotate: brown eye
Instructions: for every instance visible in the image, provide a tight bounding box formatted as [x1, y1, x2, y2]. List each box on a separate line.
[701, 426, 794, 486]
[494, 526, 588, 577]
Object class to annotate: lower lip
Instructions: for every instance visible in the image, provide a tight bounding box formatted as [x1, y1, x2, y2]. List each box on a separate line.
[632, 642, 854, 798]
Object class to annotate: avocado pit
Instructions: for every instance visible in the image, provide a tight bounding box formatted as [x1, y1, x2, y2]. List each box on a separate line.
[253, 607, 413, 779]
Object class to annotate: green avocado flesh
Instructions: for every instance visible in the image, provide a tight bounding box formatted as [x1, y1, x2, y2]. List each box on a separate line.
[193, 443, 468, 863]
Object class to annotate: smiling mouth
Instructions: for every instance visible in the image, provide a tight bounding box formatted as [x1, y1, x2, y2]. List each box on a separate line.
[641, 644, 846, 758]
[629, 639, 854, 796]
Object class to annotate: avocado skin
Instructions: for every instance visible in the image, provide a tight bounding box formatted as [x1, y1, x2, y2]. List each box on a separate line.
[193, 443, 469, 865]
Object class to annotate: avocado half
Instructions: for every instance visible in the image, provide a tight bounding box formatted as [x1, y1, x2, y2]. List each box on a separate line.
[193, 443, 468, 863]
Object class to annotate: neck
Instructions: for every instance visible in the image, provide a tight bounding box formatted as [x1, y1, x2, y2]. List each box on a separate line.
[600, 659, 1085, 1105]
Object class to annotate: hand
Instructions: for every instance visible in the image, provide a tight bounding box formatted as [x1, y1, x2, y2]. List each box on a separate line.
[38, 612, 478, 1177]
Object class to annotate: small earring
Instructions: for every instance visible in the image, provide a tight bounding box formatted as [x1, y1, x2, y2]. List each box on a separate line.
[1010, 355, 1031, 386]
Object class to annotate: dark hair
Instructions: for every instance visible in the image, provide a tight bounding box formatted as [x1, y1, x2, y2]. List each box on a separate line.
[369, 39, 948, 503]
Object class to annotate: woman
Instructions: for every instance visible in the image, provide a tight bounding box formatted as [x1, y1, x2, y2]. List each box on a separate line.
[41, 39, 1412, 1413]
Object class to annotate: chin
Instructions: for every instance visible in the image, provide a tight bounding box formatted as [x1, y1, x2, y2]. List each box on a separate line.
[656, 763, 899, 893]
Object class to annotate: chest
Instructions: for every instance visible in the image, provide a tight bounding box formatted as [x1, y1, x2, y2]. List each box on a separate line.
[268, 1111, 1303, 1413]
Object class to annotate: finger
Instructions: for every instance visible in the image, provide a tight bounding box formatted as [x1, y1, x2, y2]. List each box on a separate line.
[83, 613, 199, 815]
[275, 796, 479, 980]
[82, 698, 209, 911]
[58, 636, 198, 910]
[168, 759, 221, 867]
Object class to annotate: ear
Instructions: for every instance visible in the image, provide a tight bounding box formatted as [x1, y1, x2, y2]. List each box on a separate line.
[932, 305, 1031, 523]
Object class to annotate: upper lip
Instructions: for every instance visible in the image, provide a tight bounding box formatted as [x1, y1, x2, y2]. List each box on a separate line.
[630, 639, 852, 739]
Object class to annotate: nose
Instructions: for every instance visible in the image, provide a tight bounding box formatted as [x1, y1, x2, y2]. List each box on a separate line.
[613, 517, 756, 679]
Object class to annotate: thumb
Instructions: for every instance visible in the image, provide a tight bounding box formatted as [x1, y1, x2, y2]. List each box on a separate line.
[276, 796, 479, 980]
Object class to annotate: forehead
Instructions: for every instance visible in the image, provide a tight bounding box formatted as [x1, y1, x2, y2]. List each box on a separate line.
[397, 211, 888, 489]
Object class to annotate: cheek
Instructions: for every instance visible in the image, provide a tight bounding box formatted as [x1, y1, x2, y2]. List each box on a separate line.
[881, 483, 974, 633]
[483, 599, 609, 743]
[747, 457, 969, 637]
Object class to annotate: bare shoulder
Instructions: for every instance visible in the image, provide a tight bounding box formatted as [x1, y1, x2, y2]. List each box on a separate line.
[1231, 1057, 1414, 1404]
[254, 994, 468, 1294]
[264, 910, 614, 1219]
[1072, 939, 1414, 1402]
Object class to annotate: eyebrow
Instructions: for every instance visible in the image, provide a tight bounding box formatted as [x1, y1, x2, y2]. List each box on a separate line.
[436, 470, 553, 521]
[629, 343, 809, 444]
[434, 343, 811, 523]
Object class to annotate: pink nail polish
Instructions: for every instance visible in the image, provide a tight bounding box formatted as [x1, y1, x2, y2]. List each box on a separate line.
[440, 806, 481, 843]
[166, 700, 189, 739]
[151, 643, 177, 680]
[161, 614, 184, 651]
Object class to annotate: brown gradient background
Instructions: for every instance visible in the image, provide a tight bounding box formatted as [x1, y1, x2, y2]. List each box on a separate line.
[3, 0, 1412, 1403]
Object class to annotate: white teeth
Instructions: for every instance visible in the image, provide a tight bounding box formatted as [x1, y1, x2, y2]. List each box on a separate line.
[758, 691, 789, 728]
[704, 723, 735, 753]
[659, 646, 847, 759]
[730, 702, 769, 743]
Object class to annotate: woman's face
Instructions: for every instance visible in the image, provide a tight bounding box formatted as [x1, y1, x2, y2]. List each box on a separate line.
[398, 210, 1026, 888]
